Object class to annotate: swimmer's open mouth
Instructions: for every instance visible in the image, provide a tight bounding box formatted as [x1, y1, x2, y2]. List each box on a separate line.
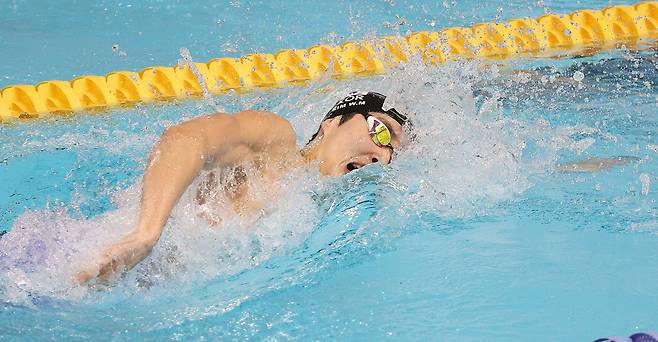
[346, 162, 363, 172]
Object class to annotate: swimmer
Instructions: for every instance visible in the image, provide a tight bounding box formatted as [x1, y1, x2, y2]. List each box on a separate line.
[74, 91, 633, 283]
[75, 91, 408, 283]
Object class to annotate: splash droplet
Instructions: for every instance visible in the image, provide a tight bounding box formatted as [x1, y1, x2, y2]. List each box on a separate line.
[640, 173, 650, 196]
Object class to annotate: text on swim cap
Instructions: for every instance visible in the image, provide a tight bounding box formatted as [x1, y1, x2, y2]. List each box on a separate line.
[330, 94, 366, 112]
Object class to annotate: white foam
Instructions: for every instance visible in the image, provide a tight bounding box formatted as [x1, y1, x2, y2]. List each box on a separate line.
[0, 58, 586, 304]
[289, 59, 583, 217]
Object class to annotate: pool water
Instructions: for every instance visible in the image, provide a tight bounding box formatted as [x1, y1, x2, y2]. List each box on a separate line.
[2, 1, 658, 341]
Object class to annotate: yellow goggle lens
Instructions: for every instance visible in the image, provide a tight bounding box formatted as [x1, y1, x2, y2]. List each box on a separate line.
[367, 116, 392, 147]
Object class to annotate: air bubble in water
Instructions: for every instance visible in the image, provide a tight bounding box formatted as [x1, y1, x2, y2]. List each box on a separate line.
[573, 71, 585, 82]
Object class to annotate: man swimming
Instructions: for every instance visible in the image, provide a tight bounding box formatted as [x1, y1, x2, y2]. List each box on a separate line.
[76, 91, 409, 283]
[75, 90, 631, 283]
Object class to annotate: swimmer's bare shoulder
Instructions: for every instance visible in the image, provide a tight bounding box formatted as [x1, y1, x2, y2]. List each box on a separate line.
[75, 110, 298, 284]
[170, 110, 298, 165]
[233, 110, 299, 159]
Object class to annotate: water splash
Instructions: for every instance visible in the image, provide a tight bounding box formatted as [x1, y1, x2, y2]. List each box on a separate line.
[0, 58, 587, 307]
[177, 47, 221, 112]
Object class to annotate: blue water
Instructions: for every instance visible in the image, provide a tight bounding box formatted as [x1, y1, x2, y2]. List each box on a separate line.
[0, 0, 642, 87]
[2, 1, 658, 341]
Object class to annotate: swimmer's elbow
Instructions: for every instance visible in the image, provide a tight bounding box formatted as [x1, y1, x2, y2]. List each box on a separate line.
[159, 125, 209, 151]
[147, 127, 212, 171]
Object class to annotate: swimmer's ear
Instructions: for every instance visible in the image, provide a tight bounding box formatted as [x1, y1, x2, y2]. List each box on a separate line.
[306, 116, 342, 147]
[321, 116, 340, 129]
[317, 117, 339, 136]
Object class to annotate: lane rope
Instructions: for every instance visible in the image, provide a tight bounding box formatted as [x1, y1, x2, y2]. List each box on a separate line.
[1, 1, 657, 120]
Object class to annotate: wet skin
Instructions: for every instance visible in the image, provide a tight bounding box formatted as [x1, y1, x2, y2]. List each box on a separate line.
[74, 108, 629, 284]
[75, 110, 405, 283]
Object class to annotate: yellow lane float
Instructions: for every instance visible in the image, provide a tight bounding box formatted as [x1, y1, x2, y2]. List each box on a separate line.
[1, 1, 657, 120]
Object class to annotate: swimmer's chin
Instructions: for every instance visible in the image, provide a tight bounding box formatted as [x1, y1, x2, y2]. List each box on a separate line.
[311, 160, 343, 177]
[332, 165, 351, 176]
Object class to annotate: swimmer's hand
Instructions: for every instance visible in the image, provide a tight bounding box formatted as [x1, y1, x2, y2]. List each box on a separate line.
[75, 231, 156, 284]
[555, 156, 639, 172]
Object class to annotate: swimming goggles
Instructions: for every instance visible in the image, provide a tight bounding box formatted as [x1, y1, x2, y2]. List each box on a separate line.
[365, 114, 393, 149]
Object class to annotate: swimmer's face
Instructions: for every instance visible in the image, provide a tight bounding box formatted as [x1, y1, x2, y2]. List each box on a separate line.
[316, 112, 405, 176]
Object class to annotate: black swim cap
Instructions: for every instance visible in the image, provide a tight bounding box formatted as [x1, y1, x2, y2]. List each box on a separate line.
[306, 91, 410, 144]
[322, 91, 409, 127]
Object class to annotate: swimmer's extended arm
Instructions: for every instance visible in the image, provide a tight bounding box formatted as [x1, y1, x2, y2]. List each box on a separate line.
[76, 110, 297, 283]
[555, 156, 638, 172]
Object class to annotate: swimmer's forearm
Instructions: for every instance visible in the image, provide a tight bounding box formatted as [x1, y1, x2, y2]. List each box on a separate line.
[133, 113, 251, 240]
[79, 120, 230, 283]
[78, 134, 209, 283]
[77, 111, 294, 283]
[135, 128, 208, 242]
